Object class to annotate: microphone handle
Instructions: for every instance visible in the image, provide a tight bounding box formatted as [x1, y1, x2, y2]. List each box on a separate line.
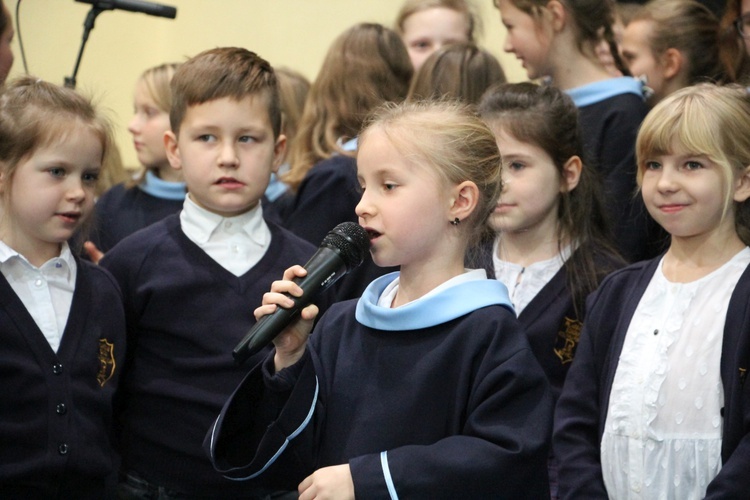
[232, 248, 347, 364]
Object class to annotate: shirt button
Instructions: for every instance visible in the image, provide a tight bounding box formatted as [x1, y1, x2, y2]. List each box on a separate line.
[56, 403, 67, 415]
[231, 245, 239, 253]
[52, 363, 63, 374]
[58, 443, 69, 455]
[34, 279, 43, 287]
[224, 221, 232, 228]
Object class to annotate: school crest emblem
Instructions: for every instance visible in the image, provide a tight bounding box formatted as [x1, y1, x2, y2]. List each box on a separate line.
[97, 339, 116, 387]
[554, 317, 582, 365]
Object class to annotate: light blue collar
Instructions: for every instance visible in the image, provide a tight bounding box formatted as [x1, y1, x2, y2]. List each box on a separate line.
[138, 170, 187, 200]
[338, 137, 358, 152]
[264, 172, 289, 202]
[355, 271, 514, 331]
[565, 77, 645, 107]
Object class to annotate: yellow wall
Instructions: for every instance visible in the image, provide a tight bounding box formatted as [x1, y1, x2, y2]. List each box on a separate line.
[6, 0, 525, 169]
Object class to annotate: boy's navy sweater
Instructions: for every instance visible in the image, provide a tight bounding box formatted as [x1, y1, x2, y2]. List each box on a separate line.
[100, 214, 320, 496]
[90, 183, 184, 253]
[554, 256, 750, 499]
[208, 272, 554, 499]
[0, 258, 126, 498]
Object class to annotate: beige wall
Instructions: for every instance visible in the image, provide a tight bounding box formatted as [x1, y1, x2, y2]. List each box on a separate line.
[6, 0, 524, 169]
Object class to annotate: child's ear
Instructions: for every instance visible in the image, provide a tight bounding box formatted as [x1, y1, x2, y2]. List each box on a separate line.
[561, 155, 582, 193]
[661, 48, 683, 81]
[272, 134, 287, 174]
[546, 0, 567, 31]
[164, 130, 182, 171]
[733, 165, 750, 203]
[449, 181, 479, 223]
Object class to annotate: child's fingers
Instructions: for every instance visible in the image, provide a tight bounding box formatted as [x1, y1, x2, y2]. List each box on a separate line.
[299, 303, 319, 322]
[282, 264, 308, 281]
[83, 241, 104, 264]
[253, 303, 278, 321]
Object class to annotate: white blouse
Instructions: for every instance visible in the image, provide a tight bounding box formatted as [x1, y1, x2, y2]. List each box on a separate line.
[601, 247, 750, 499]
[492, 238, 571, 315]
[0, 241, 77, 353]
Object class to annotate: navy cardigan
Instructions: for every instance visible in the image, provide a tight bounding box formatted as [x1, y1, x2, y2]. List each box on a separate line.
[554, 256, 750, 499]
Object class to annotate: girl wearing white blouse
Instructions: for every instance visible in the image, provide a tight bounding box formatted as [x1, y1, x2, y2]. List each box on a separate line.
[554, 83, 750, 499]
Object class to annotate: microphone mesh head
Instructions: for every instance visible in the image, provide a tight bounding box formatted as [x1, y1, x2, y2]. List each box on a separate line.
[322, 222, 370, 271]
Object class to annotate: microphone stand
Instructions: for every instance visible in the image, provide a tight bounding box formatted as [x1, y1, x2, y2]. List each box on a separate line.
[65, 5, 104, 89]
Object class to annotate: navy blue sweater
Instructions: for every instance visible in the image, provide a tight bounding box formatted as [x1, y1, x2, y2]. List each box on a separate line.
[208, 273, 553, 499]
[100, 214, 319, 496]
[471, 246, 624, 400]
[0, 259, 126, 498]
[569, 81, 668, 262]
[90, 182, 185, 253]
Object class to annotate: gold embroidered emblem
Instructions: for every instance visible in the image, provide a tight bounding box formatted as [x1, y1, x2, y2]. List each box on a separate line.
[97, 339, 116, 387]
[554, 317, 582, 365]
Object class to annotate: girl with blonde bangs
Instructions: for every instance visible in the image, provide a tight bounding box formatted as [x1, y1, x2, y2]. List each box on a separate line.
[555, 83, 750, 499]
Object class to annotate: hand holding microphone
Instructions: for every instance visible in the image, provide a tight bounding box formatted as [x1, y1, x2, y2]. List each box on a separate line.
[232, 222, 370, 366]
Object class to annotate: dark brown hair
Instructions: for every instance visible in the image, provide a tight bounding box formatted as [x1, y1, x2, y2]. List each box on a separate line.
[479, 82, 623, 314]
[495, 0, 629, 76]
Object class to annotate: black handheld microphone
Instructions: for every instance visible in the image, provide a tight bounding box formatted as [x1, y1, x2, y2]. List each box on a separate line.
[75, 0, 177, 19]
[232, 222, 370, 365]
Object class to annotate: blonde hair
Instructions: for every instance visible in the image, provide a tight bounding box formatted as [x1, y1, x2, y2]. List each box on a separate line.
[141, 62, 180, 113]
[395, 0, 480, 41]
[284, 23, 412, 192]
[407, 42, 506, 105]
[0, 76, 112, 195]
[636, 83, 750, 244]
[360, 100, 502, 251]
[275, 67, 311, 148]
[129, 62, 179, 188]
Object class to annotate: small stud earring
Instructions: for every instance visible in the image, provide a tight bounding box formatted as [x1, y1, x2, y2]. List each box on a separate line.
[451, 217, 461, 226]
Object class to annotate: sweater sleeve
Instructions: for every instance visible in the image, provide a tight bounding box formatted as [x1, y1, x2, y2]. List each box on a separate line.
[552, 301, 609, 499]
[206, 350, 318, 490]
[552, 264, 650, 499]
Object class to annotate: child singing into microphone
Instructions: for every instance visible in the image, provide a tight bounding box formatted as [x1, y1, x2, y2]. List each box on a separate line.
[207, 100, 553, 499]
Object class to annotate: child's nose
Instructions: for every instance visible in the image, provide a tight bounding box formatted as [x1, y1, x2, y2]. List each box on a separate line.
[355, 190, 371, 219]
[127, 115, 141, 135]
[66, 181, 86, 202]
[218, 142, 239, 167]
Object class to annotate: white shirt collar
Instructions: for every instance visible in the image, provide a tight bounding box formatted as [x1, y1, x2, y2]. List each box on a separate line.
[180, 194, 269, 247]
[0, 240, 75, 277]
